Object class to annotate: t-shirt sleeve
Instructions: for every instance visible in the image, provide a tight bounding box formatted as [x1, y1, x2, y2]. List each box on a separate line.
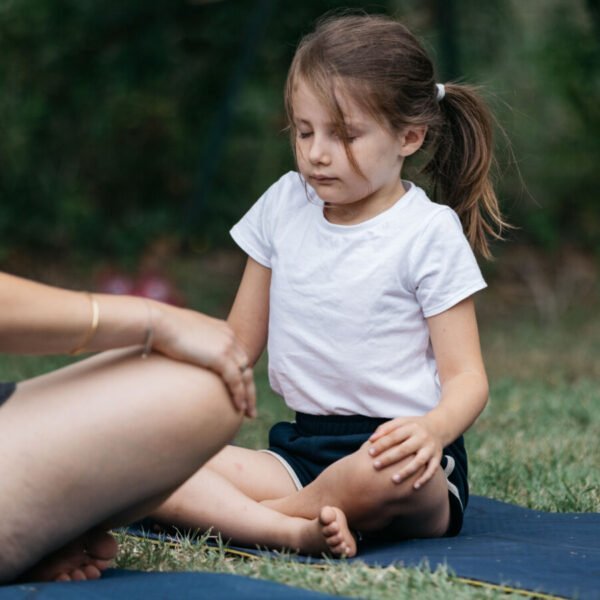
[409, 208, 487, 318]
[229, 182, 277, 268]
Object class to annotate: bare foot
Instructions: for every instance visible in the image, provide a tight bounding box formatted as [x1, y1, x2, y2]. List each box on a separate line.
[294, 506, 357, 558]
[18, 529, 118, 583]
[318, 506, 357, 557]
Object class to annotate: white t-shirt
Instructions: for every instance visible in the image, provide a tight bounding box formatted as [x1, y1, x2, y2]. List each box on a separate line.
[230, 171, 486, 418]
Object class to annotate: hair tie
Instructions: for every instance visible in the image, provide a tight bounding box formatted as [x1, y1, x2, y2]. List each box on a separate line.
[435, 83, 446, 102]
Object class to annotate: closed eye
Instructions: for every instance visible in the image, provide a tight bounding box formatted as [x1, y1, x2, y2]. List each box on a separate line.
[332, 130, 358, 143]
[298, 131, 313, 139]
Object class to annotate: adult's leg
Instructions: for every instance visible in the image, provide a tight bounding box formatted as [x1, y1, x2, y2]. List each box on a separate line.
[0, 348, 243, 582]
[153, 447, 356, 556]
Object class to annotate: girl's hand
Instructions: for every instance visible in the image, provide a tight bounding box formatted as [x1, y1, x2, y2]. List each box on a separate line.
[368, 417, 443, 490]
[152, 302, 257, 418]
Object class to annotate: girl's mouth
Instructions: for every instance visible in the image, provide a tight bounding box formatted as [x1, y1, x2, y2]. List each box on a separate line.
[310, 175, 337, 183]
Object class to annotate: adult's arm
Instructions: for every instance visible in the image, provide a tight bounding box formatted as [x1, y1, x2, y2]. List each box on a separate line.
[0, 271, 255, 415]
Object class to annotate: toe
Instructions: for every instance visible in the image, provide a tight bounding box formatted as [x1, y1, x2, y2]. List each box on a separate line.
[70, 569, 87, 581]
[91, 559, 112, 572]
[319, 506, 337, 526]
[84, 530, 119, 561]
[322, 521, 340, 536]
[83, 565, 102, 580]
[330, 541, 349, 556]
[325, 532, 342, 546]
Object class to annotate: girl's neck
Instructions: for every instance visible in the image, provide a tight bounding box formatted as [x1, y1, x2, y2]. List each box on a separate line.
[323, 179, 408, 226]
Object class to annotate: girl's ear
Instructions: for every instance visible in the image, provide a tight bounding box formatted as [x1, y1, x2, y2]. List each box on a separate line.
[398, 125, 427, 157]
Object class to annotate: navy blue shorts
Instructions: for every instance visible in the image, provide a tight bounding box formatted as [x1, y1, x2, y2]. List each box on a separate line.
[0, 381, 16, 407]
[265, 412, 468, 538]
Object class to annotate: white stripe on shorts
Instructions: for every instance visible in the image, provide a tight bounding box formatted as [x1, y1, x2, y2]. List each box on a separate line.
[260, 449, 304, 491]
[443, 454, 463, 511]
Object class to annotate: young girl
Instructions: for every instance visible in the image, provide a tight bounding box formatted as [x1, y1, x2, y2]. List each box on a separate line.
[154, 13, 505, 557]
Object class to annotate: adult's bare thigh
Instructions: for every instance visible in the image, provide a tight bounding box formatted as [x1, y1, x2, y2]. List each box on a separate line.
[0, 348, 240, 578]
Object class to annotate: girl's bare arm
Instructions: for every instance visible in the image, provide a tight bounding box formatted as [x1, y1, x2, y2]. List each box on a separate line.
[227, 257, 271, 366]
[423, 296, 489, 444]
[368, 297, 489, 487]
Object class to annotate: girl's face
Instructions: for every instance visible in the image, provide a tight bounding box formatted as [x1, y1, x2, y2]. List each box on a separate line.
[292, 78, 412, 225]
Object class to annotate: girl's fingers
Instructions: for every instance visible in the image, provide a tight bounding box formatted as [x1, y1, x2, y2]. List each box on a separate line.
[372, 439, 418, 469]
[413, 458, 440, 490]
[391, 448, 432, 484]
[369, 418, 405, 441]
[368, 425, 411, 456]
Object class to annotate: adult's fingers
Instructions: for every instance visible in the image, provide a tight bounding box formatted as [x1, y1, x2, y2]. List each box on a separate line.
[241, 366, 257, 418]
[219, 359, 248, 413]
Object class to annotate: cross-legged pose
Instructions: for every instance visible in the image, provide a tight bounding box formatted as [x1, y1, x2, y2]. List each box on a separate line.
[0, 272, 255, 583]
[154, 13, 507, 557]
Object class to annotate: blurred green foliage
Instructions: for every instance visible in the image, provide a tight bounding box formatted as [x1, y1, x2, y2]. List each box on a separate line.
[0, 0, 598, 263]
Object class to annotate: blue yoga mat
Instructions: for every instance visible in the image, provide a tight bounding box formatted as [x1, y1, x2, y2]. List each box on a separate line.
[0, 570, 346, 599]
[126, 496, 600, 600]
[352, 496, 600, 600]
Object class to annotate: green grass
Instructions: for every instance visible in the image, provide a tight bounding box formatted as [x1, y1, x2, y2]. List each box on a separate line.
[2, 257, 598, 598]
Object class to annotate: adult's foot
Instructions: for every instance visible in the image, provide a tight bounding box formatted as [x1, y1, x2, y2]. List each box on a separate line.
[18, 529, 118, 583]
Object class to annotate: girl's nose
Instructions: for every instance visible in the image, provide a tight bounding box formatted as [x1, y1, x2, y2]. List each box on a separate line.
[308, 135, 331, 165]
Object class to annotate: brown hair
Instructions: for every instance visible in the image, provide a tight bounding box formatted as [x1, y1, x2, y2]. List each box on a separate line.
[285, 13, 508, 258]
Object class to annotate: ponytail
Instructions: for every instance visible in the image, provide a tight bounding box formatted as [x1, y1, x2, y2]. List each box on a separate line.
[425, 84, 508, 259]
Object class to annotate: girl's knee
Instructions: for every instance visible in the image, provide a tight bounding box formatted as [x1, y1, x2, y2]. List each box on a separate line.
[345, 444, 449, 534]
[349, 442, 426, 503]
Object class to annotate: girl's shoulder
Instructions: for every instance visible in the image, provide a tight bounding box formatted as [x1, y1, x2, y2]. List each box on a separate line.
[402, 182, 462, 235]
[255, 171, 318, 224]
[264, 171, 308, 199]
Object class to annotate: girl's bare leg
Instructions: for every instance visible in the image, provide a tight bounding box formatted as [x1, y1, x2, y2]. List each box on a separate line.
[263, 441, 451, 539]
[153, 447, 357, 556]
[155, 437, 447, 557]
[0, 348, 243, 583]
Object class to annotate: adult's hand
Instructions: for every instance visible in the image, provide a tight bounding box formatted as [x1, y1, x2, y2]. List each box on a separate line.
[151, 302, 257, 418]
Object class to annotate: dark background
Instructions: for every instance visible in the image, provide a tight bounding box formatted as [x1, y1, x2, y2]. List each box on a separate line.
[0, 0, 598, 297]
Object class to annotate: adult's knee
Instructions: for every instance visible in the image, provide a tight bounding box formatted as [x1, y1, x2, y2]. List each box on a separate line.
[110, 354, 244, 462]
[189, 367, 244, 438]
[164, 363, 244, 447]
